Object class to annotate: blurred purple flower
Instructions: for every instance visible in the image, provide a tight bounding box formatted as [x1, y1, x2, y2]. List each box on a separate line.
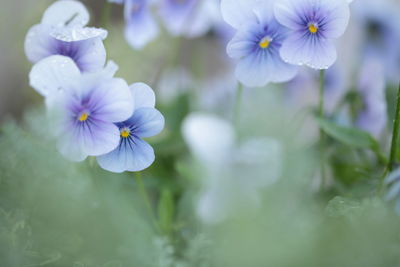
[97, 83, 165, 173]
[353, 0, 400, 84]
[274, 0, 350, 69]
[356, 57, 387, 138]
[286, 64, 347, 114]
[110, 0, 159, 49]
[221, 0, 297, 87]
[159, 0, 219, 38]
[29, 55, 134, 162]
[25, 0, 107, 72]
[125, 0, 159, 49]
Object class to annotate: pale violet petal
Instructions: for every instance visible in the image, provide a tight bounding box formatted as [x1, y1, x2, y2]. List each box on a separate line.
[69, 37, 107, 72]
[124, 0, 159, 49]
[81, 121, 121, 156]
[25, 24, 55, 63]
[50, 27, 108, 42]
[57, 120, 120, 161]
[29, 55, 80, 97]
[252, 0, 275, 26]
[97, 138, 155, 173]
[102, 61, 119, 78]
[320, 0, 350, 38]
[235, 49, 297, 87]
[85, 77, 134, 123]
[130, 82, 156, 109]
[41, 0, 90, 27]
[127, 108, 165, 138]
[221, 0, 258, 29]
[280, 32, 337, 69]
[181, 0, 220, 38]
[57, 133, 88, 162]
[274, 0, 305, 30]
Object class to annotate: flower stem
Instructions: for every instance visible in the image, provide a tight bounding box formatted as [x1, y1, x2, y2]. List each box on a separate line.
[319, 70, 327, 189]
[134, 172, 161, 233]
[234, 83, 244, 128]
[388, 83, 400, 171]
[101, 1, 112, 29]
[378, 83, 400, 194]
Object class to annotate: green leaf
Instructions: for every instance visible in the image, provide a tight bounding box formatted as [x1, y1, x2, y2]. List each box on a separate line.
[157, 188, 174, 234]
[316, 117, 378, 149]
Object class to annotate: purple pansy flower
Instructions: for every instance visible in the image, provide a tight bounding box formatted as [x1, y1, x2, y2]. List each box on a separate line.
[221, 0, 297, 87]
[29, 55, 134, 162]
[25, 0, 107, 72]
[109, 0, 159, 49]
[97, 83, 165, 173]
[274, 0, 350, 69]
[158, 0, 219, 38]
[124, 0, 159, 49]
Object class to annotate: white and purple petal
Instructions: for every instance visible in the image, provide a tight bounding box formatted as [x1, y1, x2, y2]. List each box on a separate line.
[124, 0, 159, 49]
[29, 55, 80, 97]
[97, 137, 155, 173]
[81, 77, 134, 123]
[279, 32, 337, 69]
[41, 0, 90, 28]
[130, 82, 156, 109]
[56, 119, 120, 162]
[158, 0, 216, 37]
[25, 24, 56, 64]
[25, 25, 107, 72]
[220, 0, 258, 29]
[235, 47, 297, 87]
[127, 108, 165, 138]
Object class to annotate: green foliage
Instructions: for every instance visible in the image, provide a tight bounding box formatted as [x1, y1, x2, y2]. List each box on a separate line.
[317, 117, 379, 149]
[0, 112, 161, 266]
[158, 188, 175, 235]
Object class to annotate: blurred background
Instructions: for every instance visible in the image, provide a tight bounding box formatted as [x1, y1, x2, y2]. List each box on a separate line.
[1, 0, 400, 266]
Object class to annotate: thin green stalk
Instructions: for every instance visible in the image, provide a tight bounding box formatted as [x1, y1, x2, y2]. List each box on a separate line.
[388, 83, 400, 172]
[319, 70, 326, 189]
[101, 1, 112, 29]
[379, 82, 400, 194]
[134, 172, 161, 234]
[234, 83, 244, 128]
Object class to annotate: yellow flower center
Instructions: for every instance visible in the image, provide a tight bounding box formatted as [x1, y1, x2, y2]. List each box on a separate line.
[78, 112, 89, 122]
[259, 37, 271, 49]
[120, 128, 130, 138]
[308, 24, 318, 34]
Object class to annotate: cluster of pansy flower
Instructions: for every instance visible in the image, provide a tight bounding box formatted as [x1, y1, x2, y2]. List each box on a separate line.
[25, 0, 165, 173]
[108, 0, 221, 49]
[221, 0, 353, 87]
